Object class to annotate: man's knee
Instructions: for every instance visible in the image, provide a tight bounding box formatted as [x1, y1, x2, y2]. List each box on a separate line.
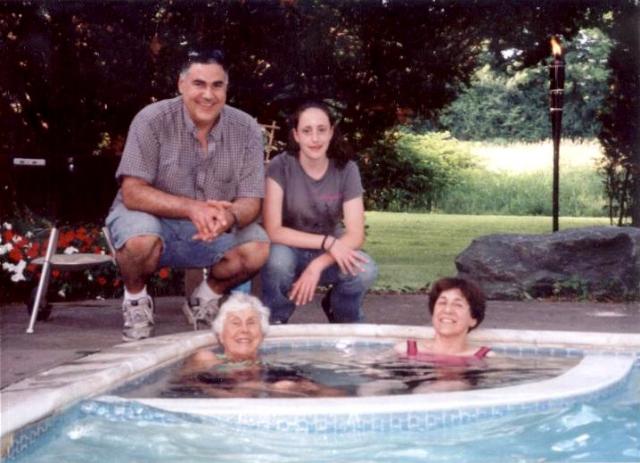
[214, 240, 269, 277]
[236, 240, 269, 271]
[117, 235, 162, 265]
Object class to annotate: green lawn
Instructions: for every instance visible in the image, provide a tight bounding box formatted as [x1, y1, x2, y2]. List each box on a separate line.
[364, 212, 610, 292]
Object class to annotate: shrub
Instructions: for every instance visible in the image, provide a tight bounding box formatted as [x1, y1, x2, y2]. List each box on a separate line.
[361, 130, 476, 211]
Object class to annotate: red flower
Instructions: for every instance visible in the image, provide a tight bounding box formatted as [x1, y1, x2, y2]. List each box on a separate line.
[14, 236, 28, 248]
[2, 230, 14, 243]
[26, 244, 40, 259]
[8, 248, 23, 263]
[58, 230, 75, 248]
[158, 268, 170, 280]
[113, 279, 121, 288]
[51, 270, 61, 279]
[97, 276, 107, 286]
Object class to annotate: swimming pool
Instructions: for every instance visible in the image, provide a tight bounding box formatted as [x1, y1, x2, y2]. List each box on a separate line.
[114, 340, 582, 399]
[2, 325, 639, 461]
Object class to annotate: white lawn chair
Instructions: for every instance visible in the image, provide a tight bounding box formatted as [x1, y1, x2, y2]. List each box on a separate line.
[26, 225, 116, 334]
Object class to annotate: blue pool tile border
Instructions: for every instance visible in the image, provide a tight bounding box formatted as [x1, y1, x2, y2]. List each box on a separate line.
[3, 409, 71, 462]
[190, 369, 630, 434]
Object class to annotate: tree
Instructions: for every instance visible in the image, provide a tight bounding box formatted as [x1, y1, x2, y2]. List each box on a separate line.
[1, 0, 612, 153]
[439, 28, 613, 142]
[598, 4, 639, 226]
[1, 0, 636, 222]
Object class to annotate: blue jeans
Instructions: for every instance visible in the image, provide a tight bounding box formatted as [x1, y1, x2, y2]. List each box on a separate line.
[106, 201, 268, 269]
[260, 244, 378, 323]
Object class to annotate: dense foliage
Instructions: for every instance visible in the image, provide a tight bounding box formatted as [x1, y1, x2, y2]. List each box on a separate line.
[0, 0, 637, 224]
[361, 131, 475, 211]
[439, 28, 613, 142]
[597, 4, 640, 226]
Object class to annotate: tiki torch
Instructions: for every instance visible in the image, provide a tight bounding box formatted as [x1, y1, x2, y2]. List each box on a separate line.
[549, 36, 564, 232]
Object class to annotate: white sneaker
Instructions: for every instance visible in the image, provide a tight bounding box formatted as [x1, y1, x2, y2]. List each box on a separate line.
[181, 297, 220, 330]
[122, 296, 154, 342]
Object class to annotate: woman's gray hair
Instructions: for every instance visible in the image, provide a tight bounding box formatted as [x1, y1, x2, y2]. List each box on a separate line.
[212, 292, 271, 337]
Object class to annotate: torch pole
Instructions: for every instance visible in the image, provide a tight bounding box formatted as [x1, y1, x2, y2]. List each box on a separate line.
[549, 38, 565, 232]
[551, 107, 561, 232]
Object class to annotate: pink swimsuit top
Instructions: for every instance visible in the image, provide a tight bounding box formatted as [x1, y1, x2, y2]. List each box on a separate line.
[404, 340, 491, 366]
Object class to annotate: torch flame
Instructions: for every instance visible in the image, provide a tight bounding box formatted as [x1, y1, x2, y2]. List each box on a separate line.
[550, 37, 562, 57]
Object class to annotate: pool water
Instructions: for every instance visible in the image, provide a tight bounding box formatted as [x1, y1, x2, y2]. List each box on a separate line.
[11, 364, 640, 462]
[115, 341, 581, 398]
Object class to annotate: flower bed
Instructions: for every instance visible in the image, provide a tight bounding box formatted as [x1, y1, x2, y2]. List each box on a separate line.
[0, 219, 183, 304]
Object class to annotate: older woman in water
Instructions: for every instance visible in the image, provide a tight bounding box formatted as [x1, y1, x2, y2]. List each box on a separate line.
[184, 292, 270, 369]
[395, 277, 492, 361]
[180, 292, 344, 397]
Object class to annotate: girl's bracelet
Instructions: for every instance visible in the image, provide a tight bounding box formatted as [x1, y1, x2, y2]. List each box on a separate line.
[326, 236, 337, 251]
[321, 234, 329, 250]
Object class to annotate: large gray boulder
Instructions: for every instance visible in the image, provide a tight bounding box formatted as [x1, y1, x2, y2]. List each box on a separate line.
[455, 226, 640, 300]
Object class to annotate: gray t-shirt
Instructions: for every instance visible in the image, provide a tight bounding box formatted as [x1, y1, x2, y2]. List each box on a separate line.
[113, 97, 264, 207]
[267, 153, 364, 235]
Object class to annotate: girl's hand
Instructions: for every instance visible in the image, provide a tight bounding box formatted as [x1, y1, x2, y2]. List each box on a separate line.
[327, 238, 369, 275]
[289, 261, 322, 306]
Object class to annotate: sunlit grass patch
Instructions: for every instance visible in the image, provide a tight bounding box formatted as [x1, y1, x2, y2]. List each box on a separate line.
[364, 212, 610, 292]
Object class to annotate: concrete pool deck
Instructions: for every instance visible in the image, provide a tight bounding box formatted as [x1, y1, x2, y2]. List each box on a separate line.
[1, 294, 639, 389]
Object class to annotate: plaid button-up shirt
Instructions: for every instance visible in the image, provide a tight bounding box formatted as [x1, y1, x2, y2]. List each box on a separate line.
[113, 96, 264, 206]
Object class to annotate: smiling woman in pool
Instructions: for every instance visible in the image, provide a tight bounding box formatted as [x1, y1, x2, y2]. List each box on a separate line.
[178, 293, 344, 398]
[186, 292, 270, 368]
[355, 278, 492, 396]
[395, 277, 492, 362]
